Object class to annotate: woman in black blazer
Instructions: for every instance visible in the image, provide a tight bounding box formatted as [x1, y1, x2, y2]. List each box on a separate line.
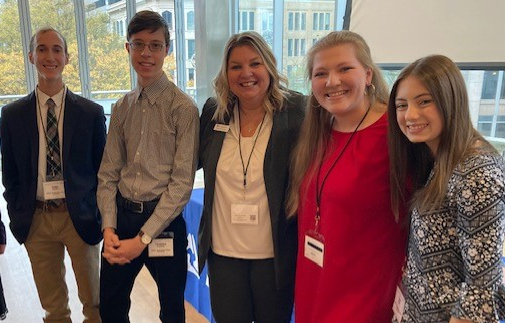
[198, 31, 305, 323]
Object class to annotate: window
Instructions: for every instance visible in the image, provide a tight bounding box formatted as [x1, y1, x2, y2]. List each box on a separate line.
[163, 10, 173, 30]
[187, 39, 195, 60]
[0, 0, 27, 106]
[187, 68, 195, 88]
[288, 11, 306, 31]
[29, 0, 82, 93]
[187, 10, 194, 31]
[114, 20, 124, 36]
[481, 71, 505, 99]
[85, 1, 130, 113]
[261, 11, 273, 31]
[313, 12, 331, 31]
[287, 38, 305, 57]
[239, 11, 255, 31]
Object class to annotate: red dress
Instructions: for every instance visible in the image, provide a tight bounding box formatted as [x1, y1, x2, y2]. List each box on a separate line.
[295, 114, 407, 323]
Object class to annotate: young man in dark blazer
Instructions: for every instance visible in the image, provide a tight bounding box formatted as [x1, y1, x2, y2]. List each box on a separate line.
[0, 28, 106, 323]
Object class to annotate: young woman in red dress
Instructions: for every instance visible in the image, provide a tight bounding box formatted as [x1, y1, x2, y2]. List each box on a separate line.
[286, 31, 408, 323]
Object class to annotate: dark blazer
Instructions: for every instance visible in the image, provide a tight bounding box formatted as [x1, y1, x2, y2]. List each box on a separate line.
[0, 90, 106, 245]
[198, 91, 306, 289]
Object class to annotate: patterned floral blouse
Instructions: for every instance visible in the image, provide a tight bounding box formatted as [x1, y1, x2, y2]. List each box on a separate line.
[397, 150, 505, 323]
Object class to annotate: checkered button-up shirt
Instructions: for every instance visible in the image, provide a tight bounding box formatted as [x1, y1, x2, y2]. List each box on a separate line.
[97, 73, 199, 238]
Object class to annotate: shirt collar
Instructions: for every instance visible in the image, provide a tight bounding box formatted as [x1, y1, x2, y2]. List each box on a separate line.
[37, 86, 66, 109]
[135, 73, 170, 105]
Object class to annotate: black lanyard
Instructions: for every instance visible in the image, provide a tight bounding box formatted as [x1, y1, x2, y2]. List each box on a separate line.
[237, 109, 266, 199]
[314, 105, 371, 232]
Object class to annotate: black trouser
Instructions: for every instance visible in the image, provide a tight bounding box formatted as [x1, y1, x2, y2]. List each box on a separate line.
[99, 195, 187, 323]
[208, 251, 294, 323]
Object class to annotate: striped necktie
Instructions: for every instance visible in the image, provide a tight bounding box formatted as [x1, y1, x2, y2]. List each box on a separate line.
[46, 98, 64, 206]
[46, 98, 61, 179]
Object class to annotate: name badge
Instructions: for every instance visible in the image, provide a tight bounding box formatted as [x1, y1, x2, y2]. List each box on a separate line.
[231, 204, 259, 225]
[214, 124, 230, 132]
[43, 180, 65, 200]
[304, 234, 324, 267]
[392, 283, 406, 322]
[148, 232, 174, 257]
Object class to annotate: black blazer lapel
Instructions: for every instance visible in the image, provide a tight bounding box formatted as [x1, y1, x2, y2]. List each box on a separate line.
[206, 116, 229, 187]
[264, 109, 290, 230]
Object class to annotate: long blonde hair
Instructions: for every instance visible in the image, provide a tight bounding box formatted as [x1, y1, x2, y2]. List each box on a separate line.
[388, 55, 495, 219]
[286, 31, 388, 216]
[212, 31, 288, 122]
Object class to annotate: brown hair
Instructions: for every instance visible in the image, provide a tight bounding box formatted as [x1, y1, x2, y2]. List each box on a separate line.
[127, 10, 170, 46]
[388, 54, 495, 218]
[286, 30, 388, 216]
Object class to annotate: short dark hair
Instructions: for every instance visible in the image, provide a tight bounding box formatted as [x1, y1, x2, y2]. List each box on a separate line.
[29, 28, 68, 55]
[127, 10, 170, 46]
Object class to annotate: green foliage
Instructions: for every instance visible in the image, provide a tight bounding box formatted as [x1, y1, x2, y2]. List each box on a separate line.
[0, 0, 175, 100]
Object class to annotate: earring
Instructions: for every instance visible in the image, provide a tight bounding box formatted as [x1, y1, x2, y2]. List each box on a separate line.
[364, 83, 376, 96]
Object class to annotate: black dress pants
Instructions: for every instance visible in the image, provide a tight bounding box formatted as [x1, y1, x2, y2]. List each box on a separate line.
[208, 251, 294, 323]
[99, 196, 187, 323]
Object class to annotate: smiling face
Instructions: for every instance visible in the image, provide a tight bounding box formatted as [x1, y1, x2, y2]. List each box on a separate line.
[395, 76, 444, 155]
[127, 28, 168, 87]
[226, 45, 271, 109]
[29, 30, 69, 89]
[310, 43, 372, 119]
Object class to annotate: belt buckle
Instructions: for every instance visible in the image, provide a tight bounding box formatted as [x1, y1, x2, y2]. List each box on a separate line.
[134, 201, 143, 213]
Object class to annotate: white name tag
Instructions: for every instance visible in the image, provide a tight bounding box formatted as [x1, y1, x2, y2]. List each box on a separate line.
[148, 233, 174, 257]
[231, 204, 259, 225]
[392, 284, 406, 322]
[43, 180, 65, 200]
[304, 234, 324, 267]
[214, 124, 230, 132]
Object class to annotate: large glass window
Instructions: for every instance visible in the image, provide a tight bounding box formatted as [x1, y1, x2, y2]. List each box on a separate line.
[85, 1, 130, 115]
[283, 1, 335, 94]
[0, 0, 27, 106]
[242, 1, 273, 47]
[29, 0, 81, 92]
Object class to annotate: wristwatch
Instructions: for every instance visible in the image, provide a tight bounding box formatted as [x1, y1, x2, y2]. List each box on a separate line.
[138, 230, 152, 245]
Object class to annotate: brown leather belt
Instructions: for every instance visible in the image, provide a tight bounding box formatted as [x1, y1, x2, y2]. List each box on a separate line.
[35, 200, 67, 213]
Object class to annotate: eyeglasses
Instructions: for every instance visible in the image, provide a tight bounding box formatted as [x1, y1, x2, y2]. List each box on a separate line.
[129, 41, 166, 52]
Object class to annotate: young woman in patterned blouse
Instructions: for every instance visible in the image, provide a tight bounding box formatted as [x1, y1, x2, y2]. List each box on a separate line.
[388, 54, 505, 323]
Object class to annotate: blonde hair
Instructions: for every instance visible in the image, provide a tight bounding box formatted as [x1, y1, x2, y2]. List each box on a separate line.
[388, 54, 496, 219]
[212, 31, 288, 122]
[286, 30, 388, 216]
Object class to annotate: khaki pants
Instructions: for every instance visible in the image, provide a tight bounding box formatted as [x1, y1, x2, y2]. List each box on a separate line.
[24, 208, 101, 323]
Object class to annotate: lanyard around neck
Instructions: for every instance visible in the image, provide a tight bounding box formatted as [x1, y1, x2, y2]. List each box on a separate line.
[314, 104, 371, 233]
[237, 109, 266, 199]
